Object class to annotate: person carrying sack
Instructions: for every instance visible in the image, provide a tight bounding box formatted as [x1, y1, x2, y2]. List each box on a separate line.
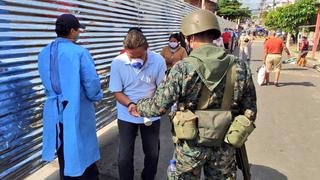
[130, 10, 257, 179]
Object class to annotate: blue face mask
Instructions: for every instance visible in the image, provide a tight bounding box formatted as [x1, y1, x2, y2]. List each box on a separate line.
[130, 58, 144, 69]
[75, 33, 80, 42]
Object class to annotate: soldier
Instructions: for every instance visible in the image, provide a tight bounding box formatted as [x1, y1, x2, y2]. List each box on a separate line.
[130, 10, 257, 179]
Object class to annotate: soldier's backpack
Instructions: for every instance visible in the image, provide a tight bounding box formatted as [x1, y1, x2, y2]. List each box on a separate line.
[195, 62, 256, 148]
[194, 62, 236, 147]
[172, 61, 236, 147]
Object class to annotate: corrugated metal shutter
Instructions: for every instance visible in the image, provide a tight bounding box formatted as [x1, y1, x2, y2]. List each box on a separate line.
[0, 0, 197, 179]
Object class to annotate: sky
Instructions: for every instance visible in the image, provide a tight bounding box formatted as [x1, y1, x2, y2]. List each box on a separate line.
[239, 0, 281, 11]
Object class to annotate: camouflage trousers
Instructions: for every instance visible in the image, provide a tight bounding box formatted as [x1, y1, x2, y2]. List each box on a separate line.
[167, 141, 236, 180]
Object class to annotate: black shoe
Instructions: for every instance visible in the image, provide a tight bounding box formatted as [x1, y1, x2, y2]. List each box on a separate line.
[274, 82, 279, 87]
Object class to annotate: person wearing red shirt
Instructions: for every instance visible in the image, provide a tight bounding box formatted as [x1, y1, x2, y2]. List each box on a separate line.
[263, 31, 291, 86]
[221, 28, 231, 50]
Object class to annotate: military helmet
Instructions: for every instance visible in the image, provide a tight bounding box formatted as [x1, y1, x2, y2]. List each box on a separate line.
[181, 9, 221, 37]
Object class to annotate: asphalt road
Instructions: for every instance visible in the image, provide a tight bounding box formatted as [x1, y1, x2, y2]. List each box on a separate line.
[97, 42, 320, 180]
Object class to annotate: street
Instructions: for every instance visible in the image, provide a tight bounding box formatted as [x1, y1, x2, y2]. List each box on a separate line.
[97, 41, 320, 180]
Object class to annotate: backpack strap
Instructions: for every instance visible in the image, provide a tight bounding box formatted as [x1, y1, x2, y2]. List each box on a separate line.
[221, 62, 236, 110]
[197, 62, 237, 110]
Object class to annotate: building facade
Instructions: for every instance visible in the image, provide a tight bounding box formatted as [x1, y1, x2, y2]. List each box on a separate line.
[184, 0, 218, 12]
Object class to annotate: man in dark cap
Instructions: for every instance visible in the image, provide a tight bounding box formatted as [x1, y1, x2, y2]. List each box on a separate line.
[38, 14, 102, 179]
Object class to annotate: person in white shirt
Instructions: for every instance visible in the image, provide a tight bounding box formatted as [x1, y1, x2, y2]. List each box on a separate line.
[109, 29, 166, 180]
[213, 36, 225, 48]
[238, 31, 253, 63]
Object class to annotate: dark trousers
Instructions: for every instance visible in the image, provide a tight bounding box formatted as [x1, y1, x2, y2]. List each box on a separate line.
[57, 123, 99, 180]
[224, 43, 230, 50]
[117, 120, 160, 180]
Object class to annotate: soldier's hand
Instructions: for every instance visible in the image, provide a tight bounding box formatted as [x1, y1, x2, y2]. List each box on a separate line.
[128, 104, 140, 117]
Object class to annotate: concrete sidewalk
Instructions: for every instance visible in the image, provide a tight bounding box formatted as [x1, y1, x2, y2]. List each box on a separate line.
[25, 121, 120, 180]
[26, 117, 175, 180]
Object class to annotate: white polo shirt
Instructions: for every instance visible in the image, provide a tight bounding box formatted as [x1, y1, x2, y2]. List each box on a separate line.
[109, 50, 166, 124]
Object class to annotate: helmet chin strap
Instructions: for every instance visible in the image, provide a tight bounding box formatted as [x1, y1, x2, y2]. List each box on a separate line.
[188, 35, 195, 49]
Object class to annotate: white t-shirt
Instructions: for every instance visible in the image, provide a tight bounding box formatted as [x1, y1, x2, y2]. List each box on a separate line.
[213, 37, 225, 48]
[109, 50, 167, 123]
[239, 35, 252, 47]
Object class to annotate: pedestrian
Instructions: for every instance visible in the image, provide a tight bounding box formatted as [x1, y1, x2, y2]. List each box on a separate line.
[38, 14, 103, 179]
[131, 10, 257, 179]
[296, 36, 309, 67]
[222, 28, 231, 51]
[263, 30, 291, 86]
[108, 29, 166, 180]
[161, 33, 188, 70]
[213, 36, 224, 48]
[119, 27, 143, 54]
[239, 31, 253, 63]
[178, 32, 188, 54]
[229, 28, 238, 53]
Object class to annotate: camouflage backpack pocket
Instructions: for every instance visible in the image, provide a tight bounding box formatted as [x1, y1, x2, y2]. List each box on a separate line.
[172, 110, 198, 140]
[195, 110, 232, 147]
[224, 115, 255, 148]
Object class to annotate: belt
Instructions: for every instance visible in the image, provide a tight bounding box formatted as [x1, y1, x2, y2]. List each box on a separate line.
[179, 139, 198, 147]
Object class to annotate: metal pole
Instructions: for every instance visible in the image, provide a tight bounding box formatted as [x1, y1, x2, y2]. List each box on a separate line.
[312, 11, 320, 58]
[201, 0, 205, 9]
[273, 0, 275, 10]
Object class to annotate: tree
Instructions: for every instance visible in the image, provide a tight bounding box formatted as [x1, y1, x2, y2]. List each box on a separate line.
[217, 0, 251, 21]
[264, 0, 317, 34]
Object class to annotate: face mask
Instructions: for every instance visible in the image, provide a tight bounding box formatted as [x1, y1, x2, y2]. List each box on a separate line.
[71, 29, 80, 42]
[130, 58, 144, 69]
[75, 33, 80, 41]
[169, 42, 179, 49]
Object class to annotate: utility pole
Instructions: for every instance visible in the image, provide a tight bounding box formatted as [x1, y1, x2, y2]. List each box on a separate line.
[312, 1, 320, 59]
[273, 0, 276, 10]
[259, 0, 266, 19]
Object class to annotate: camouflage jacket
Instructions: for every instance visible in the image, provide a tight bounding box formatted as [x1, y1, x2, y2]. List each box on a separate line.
[137, 46, 257, 121]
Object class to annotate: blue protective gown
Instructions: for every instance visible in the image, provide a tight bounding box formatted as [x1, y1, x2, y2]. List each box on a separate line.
[38, 38, 103, 176]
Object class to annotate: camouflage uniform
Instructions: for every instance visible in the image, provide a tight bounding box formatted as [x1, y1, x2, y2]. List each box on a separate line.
[136, 44, 257, 179]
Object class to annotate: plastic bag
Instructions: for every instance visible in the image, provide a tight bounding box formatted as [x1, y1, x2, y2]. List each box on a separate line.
[257, 65, 265, 86]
